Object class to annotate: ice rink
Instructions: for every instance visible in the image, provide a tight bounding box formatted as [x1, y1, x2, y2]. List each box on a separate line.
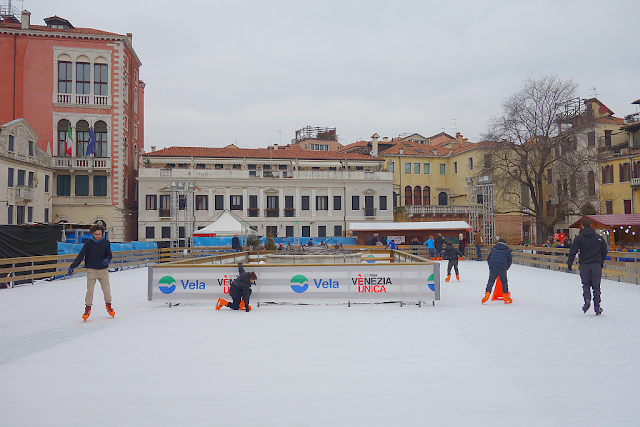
[1, 259, 639, 426]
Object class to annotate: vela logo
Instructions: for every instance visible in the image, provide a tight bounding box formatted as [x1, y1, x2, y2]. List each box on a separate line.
[159, 276, 176, 294]
[427, 274, 435, 292]
[290, 274, 309, 293]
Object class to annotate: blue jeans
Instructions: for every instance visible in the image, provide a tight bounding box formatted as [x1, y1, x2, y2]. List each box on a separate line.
[476, 245, 482, 261]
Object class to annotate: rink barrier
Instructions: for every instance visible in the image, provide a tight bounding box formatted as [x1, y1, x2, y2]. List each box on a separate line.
[148, 250, 440, 306]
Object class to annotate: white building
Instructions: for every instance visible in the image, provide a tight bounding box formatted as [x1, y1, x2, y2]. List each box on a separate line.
[138, 146, 394, 245]
[0, 119, 54, 224]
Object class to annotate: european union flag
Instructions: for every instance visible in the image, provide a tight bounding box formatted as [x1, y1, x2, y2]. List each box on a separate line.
[86, 127, 96, 156]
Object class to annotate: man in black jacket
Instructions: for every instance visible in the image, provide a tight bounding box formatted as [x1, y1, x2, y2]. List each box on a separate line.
[443, 241, 464, 282]
[567, 217, 608, 315]
[231, 234, 242, 252]
[482, 238, 512, 304]
[68, 223, 113, 321]
[216, 263, 257, 312]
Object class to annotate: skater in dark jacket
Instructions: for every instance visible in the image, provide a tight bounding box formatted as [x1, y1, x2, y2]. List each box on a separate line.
[435, 233, 445, 258]
[443, 241, 464, 282]
[482, 238, 512, 304]
[216, 263, 257, 312]
[567, 217, 608, 315]
[68, 223, 114, 320]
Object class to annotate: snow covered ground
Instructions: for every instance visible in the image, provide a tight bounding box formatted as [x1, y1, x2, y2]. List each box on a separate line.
[1, 260, 640, 427]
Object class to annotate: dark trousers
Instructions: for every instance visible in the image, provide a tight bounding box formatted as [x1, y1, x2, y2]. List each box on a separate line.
[476, 245, 482, 260]
[579, 263, 602, 306]
[436, 248, 443, 258]
[486, 268, 508, 293]
[228, 285, 252, 310]
[447, 259, 459, 276]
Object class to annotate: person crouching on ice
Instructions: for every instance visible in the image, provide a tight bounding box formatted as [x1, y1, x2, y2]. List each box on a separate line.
[482, 237, 512, 304]
[216, 262, 257, 312]
[443, 241, 464, 282]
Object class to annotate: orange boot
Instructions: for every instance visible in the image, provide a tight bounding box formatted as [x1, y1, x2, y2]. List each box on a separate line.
[481, 292, 490, 303]
[216, 298, 229, 310]
[456, 274, 460, 281]
[106, 303, 115, 318]
[238, 300, 252, 311]
[504, 292, 512, 304]
[445, 275, 451, 282]
[82, 305, 91, 321]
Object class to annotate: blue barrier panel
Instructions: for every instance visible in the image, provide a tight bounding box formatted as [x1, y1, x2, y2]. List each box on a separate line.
[132, 241, 158, 250]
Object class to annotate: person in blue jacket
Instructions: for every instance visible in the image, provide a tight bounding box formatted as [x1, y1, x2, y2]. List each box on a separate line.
[423, 235, 435, 258]
[482, 237, 512, 304]
[68, 223, 114, 320]
[385, 239, 398, 250]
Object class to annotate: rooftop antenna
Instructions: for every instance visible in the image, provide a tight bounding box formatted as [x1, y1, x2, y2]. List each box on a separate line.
[591, 86, 599, 99]
[276, 130, 282, 145]
[450, 119, 457, 135]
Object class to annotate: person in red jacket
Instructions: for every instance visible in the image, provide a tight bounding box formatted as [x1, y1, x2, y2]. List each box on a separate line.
[68, 223, 113, 320]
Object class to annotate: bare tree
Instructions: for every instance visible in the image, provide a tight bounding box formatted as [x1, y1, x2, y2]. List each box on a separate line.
[480, 75, 597, 244]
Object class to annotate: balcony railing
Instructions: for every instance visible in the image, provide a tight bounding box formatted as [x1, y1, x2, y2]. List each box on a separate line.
[56, 93, 110, 107]
[247, 208, 260, 217]
[631, 178, 640, 188]
[53, 157, 110, 170]
[284, 208, 295, 217]
[403, 205, 470, 216]
[265, 208, 279, 218]
[15, 186, 34, 201]
[364, 207, 376, 217]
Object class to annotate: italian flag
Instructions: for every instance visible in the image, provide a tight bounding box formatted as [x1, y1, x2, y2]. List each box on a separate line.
[64, 124, 73, 156]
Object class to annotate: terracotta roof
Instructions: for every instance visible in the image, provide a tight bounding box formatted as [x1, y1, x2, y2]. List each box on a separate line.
[337, 140, 369, 152]
[569, 214, 640, 229]
[0, 21, 122, 37]
[379, 139, 479, 157]
[143, 146, 380, 161]
[597, 116, 625, 126]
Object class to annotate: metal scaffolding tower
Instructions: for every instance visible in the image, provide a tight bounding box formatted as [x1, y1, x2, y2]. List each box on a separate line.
[467, 177, 496, 245]
[169, 182, 196, 249]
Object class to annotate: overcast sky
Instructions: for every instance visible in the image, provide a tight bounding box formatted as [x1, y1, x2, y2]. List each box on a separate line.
[19, 0, 640, 150]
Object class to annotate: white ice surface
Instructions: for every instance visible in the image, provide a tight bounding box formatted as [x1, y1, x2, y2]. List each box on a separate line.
[1, 261, 640, 427]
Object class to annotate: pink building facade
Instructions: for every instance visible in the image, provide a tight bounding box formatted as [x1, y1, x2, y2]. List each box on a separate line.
[0, 11, 144, 241]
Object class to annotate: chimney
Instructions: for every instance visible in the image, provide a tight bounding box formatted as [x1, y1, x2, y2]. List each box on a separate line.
[371, 133, 379, 157]
[383, 137, 388, 143]
[273, 144, 278, 150]
[126, 32, 133, 44]
[21, 10, 30, 29]
[151, 146, 156, 152]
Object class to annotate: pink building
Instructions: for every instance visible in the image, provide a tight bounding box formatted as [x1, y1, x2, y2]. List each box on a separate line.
[0, 9, 144, 241]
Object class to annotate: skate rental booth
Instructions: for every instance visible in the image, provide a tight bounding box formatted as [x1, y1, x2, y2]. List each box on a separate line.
[148, 250, 440, 307]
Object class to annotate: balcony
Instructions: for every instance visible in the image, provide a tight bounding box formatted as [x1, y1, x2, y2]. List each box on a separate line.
[284, 208, 296, 217]
[265, 208, 279, 218]
[364, 207, 376, 218]
[15, 185, 34, 201]
[631, 178, 640, 188]
[53, 157, 111, 171]
[247, 208, 260, 218]
[402, 205, 470, 216]
[55, 93, 110, 108]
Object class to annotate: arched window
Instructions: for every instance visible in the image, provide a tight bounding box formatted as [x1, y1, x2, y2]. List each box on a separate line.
[76, 120, 90, 157]
[57, 119, 71, 156]
[423, 186, 430, 205]
[438, 192, 448, 206]
[602, 165, 613, 184]
[587, 171, 596, 196]
[76, 56, 91, 95]
[404, 185, 413, 206]
[414, 186, 422, 206]
[94, 121, 108, 158]
[620, 163, 631, 182]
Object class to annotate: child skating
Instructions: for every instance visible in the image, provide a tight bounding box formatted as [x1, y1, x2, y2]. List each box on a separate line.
[482, 237, 512, 304]
[443, 241, 463, 282]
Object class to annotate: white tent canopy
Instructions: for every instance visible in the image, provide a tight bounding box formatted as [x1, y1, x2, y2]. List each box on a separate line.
[192, 210, 257, 237]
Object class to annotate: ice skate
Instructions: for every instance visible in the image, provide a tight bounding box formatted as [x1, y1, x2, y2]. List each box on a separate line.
[445, 275, 451, 282]
[238, 300, 251, 311]
[595, 305, 603, 315]
[503, 292, 512, 304]
[582, 301, 590, 313]
[216, 298, 228, 310]
[481, 292, 490, 303]
[82, 305, 91, 321]
[456, 274, 460, 281]
[106, 303, 115, 318]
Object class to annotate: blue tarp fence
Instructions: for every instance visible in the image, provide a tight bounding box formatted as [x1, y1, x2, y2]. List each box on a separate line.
[58, 241, 158, 256]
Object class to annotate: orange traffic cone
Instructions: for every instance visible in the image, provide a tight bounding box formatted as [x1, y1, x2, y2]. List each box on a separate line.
[491, 277, 504, 301]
